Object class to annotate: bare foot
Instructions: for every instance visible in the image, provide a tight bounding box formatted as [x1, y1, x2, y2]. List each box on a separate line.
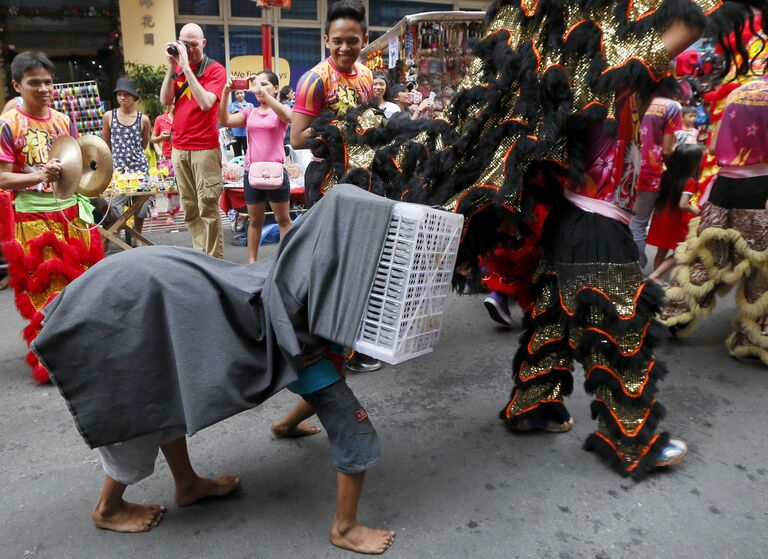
[175, 475, 241, 507]
[92, 500, 166, 533]
[271, 421, 321, 439]
[330, 521, 396, 555]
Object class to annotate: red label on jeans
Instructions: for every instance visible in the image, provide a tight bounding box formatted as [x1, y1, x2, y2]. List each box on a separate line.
[354, 406, 368, 423]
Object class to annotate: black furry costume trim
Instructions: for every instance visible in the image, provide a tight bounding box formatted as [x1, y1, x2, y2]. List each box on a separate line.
[302, 0, 768, 279]
[499, 400, 574, 425]
[510, 316, 665, 406]
[502, 255, 673, 472]
[584, 431, 671, 480]
[503, 268, 669, 416]
[522, 273, 669, 373]
[527, 283, 666, 335]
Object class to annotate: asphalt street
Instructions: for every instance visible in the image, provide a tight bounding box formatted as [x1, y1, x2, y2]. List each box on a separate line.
[1, 227, 766, 559]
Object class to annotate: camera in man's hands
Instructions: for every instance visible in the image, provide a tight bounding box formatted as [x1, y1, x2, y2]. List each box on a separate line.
[166, 40, 190, 57]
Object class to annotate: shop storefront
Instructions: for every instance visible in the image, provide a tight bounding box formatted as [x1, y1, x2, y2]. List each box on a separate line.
[0, 0, 123, 107]
[360, 11, 484, 113]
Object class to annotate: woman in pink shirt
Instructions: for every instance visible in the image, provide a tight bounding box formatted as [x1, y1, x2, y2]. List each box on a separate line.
[219, 71, 292, 263]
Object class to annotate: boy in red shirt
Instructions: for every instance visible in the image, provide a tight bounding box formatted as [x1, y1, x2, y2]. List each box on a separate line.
[151, 104, 180, 223]
[151, 104, 174, 161]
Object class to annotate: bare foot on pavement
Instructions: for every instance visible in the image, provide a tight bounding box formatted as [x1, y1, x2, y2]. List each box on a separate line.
[330, 521, 396, 555]
[92, 501, 166, 533]
[175, 475, 240, 507]
[271, 421, 321, 438]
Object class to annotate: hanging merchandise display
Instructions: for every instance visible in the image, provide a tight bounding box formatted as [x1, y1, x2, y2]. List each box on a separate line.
[361, 12, 484, 113]
[51, 81, 104, 137]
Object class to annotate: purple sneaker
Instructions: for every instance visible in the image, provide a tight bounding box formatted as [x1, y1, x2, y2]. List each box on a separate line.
[484, 291, 515, 327]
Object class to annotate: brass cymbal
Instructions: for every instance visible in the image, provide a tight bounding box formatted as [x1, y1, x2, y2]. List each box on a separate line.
[77, 135, 113, 197]
[49, 135, 82, 200]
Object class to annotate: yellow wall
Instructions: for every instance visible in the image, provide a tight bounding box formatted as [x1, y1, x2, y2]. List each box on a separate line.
[118, 0, 176, 66]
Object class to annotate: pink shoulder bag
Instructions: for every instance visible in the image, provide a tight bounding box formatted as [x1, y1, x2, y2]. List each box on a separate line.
[248, 162, 284, 190]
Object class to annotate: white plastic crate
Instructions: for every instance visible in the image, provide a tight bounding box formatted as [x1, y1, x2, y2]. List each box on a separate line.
[352, 202, 464, 364]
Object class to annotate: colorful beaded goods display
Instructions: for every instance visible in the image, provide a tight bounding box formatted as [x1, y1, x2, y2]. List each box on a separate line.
[303, 0, 768, 478]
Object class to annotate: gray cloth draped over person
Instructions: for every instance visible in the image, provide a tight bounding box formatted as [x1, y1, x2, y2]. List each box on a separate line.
[32, 185, 394, 449]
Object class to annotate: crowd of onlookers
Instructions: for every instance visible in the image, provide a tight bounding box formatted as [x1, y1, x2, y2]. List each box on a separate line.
[1, 16, 723, 328]
[0, 10, 733, 305]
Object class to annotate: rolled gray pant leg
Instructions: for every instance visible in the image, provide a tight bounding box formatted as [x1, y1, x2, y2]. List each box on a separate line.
[629, 191, 659, 268]
[96, 427, 186, 486]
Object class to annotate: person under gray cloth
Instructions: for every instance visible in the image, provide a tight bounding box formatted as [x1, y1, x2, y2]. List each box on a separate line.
[32, 184, 396, 553]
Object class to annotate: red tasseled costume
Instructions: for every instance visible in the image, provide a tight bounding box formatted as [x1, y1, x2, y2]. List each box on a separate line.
[0, 191, 13, 243]
[2, 203, 103, 383]
[480, 202, 550, 312]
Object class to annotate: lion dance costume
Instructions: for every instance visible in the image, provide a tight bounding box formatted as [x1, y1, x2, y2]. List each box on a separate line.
[663, 75, 768, 365]
[0, 108, 103, 384]
[304, 0, 766, 478]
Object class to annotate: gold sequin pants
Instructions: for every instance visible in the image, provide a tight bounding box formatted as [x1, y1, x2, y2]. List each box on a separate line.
[501, 261, 670, 479]
[662, 203, 768, 365]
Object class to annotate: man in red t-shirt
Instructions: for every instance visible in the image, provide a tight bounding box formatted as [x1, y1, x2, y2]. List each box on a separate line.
[629, 87, 682, 267]
[160, 23, 227, 258]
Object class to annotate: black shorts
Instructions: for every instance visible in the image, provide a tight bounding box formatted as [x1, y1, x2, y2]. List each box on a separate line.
[301, 380, 381, 474]
[708, 175, 768, 209]
[243, 167, 290, 205]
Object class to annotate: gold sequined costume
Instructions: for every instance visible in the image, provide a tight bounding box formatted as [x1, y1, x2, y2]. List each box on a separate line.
[304, 0, 768, 478]
[500, 203, 673, 479]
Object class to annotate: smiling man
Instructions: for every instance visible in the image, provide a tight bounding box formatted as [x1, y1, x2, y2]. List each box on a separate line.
[288, 0, 380, 376]
[290, 0, 373, 149]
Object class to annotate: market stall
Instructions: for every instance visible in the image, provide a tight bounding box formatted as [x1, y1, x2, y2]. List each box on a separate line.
[360, 11, 484, 112]
[97, 170, 178, 250]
